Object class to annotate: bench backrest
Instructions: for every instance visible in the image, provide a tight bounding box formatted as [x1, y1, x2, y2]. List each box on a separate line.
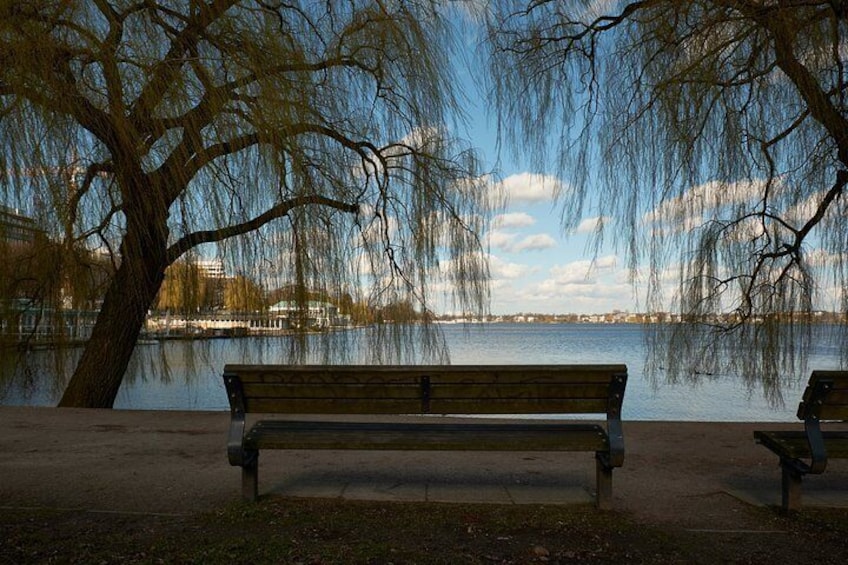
[223, 364, 627, 418]
[797, 371, 848, 421]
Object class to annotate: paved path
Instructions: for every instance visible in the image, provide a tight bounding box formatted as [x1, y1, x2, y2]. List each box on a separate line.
[2, 407, 846, 529]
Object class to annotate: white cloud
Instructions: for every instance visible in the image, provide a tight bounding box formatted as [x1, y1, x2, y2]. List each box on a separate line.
[488, 254, 534, 280]
[489, 230, 557, 253]
[488, 230, 517, 251]
[785, 191, 831, 225]
[492, 212, 536, 229]
[357, 210, 400, 248]
[644, 178, 770, 226]
[548, 256, 618, 285]
[396, 125, 441, 151]
[496, 172, 563, 204]
[807, 248, 844, 268]
[512, 234, 557, 252]
[574, 216, 609, 235]
[582, 0, 622, 22]
[505, 272, 634, 314]
[454, 0, 488, 19]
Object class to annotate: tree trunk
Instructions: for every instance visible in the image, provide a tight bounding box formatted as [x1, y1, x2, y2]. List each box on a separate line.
[58, 213, 168, 408]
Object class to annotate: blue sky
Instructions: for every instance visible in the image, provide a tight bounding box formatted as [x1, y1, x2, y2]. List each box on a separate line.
[460, 90, 640, 316]
[443, 2, 646, 316]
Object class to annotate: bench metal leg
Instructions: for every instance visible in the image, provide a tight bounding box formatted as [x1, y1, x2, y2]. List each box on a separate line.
[781, 463, 802, 512]
[242, 455, 259, 502]
[595, 458, 613, 510]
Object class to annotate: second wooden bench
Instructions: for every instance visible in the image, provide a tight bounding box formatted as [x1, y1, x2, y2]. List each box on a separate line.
[754, 370, 848, 511]
[224, 364, 628, 509]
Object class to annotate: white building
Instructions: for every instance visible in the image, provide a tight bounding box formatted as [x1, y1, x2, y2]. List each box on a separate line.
[195, 259, 226, 279]
[268, 300, 347, 329]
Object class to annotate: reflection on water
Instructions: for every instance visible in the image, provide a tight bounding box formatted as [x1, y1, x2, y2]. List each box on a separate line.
[1, 326, 447, 410]
[1, 323, 845, 421]
[0, 348, 79, 406]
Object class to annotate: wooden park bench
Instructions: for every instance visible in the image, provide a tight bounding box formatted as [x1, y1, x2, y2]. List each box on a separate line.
[224, 364, 627, 509]
[754, 371, 848, 511]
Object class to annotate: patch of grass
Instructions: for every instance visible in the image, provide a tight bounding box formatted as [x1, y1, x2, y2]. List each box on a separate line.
[2, 499, 847, 564]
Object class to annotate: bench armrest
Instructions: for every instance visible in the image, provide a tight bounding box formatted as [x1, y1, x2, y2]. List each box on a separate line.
[802, 378, 833, 474]
[601, 372, 627, 468]
[804, 418, 827, 474]
[605, 418, 625, 468]
[224, 372, 248, 466]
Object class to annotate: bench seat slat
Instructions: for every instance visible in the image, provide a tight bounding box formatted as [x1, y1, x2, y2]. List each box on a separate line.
[225, 365, 627, 385]
[239, 374, 616, 386]
[819, 390, 848, 403]
[245, 398, 423, 414]
[754, 430, 848, 460]
[239, 374, 421, 385]
[242, 383, 422, 400]
[416, 372, 622, 384]
[815, 405, 848, 420]
[245, 420, 609, 452]
[429, 398, 609, 414]
[241, 383, 612, 401]
[244, 398, 610, 415]
[430, 384, 611, 399]
[800, 372, 848, 403]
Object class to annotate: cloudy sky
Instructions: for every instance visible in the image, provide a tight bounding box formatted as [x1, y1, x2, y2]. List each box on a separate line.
[466, 139, 841, 317]
[479, 172, 636, 316]
[459, 84, 641, 316]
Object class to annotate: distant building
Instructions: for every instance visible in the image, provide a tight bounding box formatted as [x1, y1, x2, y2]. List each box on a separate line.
[269, 300, 347, 329]
[0, 205, 43, 246]
[1, 299, 98, 345]
[196, 259, 226, 279]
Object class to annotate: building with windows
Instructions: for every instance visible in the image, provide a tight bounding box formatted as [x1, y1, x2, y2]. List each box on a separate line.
[1, 206, 102, 346]
[0, 205, 43, 246]
[196, 259, 226, 279]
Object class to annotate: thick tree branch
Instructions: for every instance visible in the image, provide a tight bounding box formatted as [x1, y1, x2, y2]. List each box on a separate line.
[141, 53, 380, 147]
[156, 121, 386, 204]
[782, 169, 848, 255]
[67, 161, 115, 233]
[508, 0, 655, 54]
[166, 194, 359, 264]
[130, 0, 238, 127]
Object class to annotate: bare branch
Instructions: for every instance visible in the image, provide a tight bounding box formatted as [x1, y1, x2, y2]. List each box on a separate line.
[130, 0, 239, 126]
[166, 194, 359, 264]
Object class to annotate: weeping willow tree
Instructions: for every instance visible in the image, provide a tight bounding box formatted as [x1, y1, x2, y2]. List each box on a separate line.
[488, 1, 848, 399]
[0, 1, 489, 408]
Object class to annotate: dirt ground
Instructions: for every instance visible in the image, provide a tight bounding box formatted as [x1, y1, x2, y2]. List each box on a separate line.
[2, 497, 847, 564]
[2, 407, 847, 563]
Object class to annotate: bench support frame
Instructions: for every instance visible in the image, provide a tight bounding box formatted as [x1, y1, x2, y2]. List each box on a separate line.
[243, 455, 259, 502]
[781, 460, 803, 512]
[595, 457, 614, 510]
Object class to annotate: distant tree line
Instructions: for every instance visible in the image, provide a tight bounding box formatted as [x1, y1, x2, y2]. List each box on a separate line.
[153, 259, 426, 325]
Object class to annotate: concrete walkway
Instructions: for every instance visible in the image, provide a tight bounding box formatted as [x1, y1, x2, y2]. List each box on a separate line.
[2, 407, 846, 529]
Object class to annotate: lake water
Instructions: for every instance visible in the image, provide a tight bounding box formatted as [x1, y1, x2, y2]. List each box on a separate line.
[1, 323, 844, 421]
